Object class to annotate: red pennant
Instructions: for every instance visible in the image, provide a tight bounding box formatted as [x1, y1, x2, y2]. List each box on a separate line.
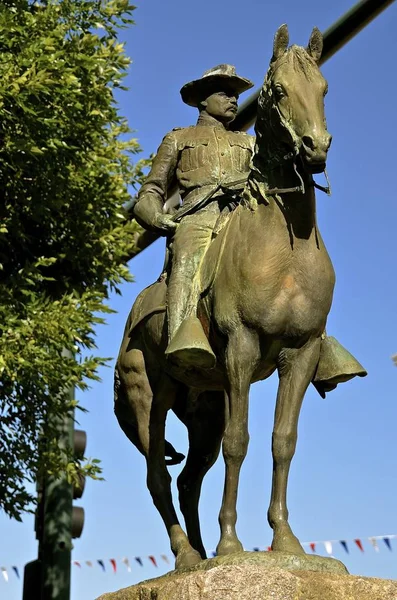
[267, 546, 272, 552]
[73, 561, 81, 568]
[110, 559, 117, 573]
[149, 556, 157, 567]
[354, 539, 364, 552]
[310, 543, 316, 553]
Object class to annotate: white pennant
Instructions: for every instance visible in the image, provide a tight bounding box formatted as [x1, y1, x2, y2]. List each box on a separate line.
[368, 537, 380, 552]
[324, 541, 333, 555]
[122, 557, 131, 572]
[161, 554, 169, 564]
[86, 561, 93, 567]
[1, 568, 8, 582]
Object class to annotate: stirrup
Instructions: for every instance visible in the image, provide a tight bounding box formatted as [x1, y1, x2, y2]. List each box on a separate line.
[312, 335, 367, 398]
[165, 316, 216, 369]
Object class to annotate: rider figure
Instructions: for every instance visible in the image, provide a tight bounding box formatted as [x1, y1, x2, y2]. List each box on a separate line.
[134, 65, 254, 369]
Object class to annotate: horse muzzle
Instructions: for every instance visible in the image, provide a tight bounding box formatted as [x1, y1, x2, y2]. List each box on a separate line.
[300, 132, 332, 174]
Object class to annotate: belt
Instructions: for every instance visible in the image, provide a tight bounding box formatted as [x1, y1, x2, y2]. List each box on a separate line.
[173, 177, 248, 222]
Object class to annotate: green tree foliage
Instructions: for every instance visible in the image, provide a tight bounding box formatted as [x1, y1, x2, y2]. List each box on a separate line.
[0, 0, 145, 519]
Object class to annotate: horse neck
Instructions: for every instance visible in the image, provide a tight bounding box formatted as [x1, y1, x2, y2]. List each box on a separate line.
[249, 81, 317, 241]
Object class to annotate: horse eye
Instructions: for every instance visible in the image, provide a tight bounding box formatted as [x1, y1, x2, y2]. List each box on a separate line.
[274, 85, 285, 99]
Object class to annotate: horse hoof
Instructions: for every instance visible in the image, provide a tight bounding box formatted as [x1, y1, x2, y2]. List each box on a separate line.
[271, 523, 305, 555]
[216, 537, 244, 556]
[175, 548, 202, 570]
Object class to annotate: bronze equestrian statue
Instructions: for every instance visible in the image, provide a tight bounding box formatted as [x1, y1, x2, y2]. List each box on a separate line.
[115, 25, 366, 569]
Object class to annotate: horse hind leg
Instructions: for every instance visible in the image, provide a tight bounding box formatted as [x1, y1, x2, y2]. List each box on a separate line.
[115, 348, 200, 569]
[268, 337, 321, 554]
[146, 373, 201, 569]
[175, 390, 225, 559]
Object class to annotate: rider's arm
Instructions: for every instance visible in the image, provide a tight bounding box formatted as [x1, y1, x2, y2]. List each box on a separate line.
[133, 132, 178, 234]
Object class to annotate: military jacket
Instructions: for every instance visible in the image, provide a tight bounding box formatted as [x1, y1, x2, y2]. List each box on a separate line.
[137, 116, 255, 219]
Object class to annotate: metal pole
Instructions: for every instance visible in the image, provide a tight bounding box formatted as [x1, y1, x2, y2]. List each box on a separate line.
[23, 353, 75, 600]
[126, 0, 396, 259]
[40, 405, 74, 600]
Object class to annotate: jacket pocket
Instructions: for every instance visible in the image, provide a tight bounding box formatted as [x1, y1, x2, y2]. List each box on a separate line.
[228, 138, 253, 172]
[179, 139, 209, 172]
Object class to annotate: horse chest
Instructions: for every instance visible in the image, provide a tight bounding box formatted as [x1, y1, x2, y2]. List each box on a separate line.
[237, 244, 335, 339]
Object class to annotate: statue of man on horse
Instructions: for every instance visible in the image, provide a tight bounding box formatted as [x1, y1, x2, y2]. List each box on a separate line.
[116, 26, 367, 569]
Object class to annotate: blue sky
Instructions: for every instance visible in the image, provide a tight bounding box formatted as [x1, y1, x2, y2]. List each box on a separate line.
[2, 1, 397, 599]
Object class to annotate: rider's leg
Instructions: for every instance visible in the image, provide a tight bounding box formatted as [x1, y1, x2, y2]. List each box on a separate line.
[166, 207, 219, 368]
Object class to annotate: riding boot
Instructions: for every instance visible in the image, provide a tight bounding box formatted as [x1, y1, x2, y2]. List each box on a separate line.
[312, 335, 367, 398]
[165, 273, 216, 369]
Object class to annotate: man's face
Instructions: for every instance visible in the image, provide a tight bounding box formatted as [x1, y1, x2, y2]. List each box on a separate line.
[202, 88, 239, 124]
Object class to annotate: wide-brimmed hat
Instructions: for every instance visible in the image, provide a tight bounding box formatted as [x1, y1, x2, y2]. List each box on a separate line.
[180, 64, 254, 107]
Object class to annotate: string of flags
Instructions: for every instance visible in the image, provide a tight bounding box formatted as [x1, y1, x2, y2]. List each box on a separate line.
[1, 534, 396, 582]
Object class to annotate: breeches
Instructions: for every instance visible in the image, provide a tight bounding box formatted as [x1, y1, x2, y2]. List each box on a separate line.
[167, 204, 221, 338]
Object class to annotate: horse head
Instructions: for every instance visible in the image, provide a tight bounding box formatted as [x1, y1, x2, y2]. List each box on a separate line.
[257, 24, 332, 175]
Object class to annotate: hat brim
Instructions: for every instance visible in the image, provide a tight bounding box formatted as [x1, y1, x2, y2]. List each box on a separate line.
[180, 74, 254, 107]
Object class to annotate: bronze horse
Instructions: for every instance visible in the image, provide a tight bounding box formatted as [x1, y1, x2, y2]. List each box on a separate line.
[115, 26, 361, 569]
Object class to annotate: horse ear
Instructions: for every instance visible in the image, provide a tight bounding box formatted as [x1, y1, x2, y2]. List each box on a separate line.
[307, 26, 323, 62]
[272, 24, 289, 62]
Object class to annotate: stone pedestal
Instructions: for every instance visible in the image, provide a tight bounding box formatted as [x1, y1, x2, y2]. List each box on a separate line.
[97, 551, 397, 600]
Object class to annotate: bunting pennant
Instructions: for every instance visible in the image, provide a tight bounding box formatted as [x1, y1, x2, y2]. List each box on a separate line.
[148, 556, 157, 567]
[369, 537, 379, 552]
[2, 533, 397, 583]
[122, 557, 131, 572]
[340, 541, 349, 553]
[383, 537, 392, 551]
[324, 541, 333, 555]
[355, 539, 364, 552]
[97, 560, 105, 572]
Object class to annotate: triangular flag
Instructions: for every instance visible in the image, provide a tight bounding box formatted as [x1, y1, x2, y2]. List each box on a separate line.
[340, 541, 349, 553]
[135, 557, 143, 567]
[267, 546, 272, 552]
[97, 560, 105, 572]
[161, 555, 169, 564]
[354, 539, 364, 552]
[368, 537, 379, 552]
[148, 556, 157, 567]
[86, 561, 93, 567]
[73, 561, 81, 568]
[12, 567, 20, 579]
[324, 541, 333, 555]
[122, 557, 131, 572]
[1, 568, 8, 582]
[110, 559, 117, 573]
[253, 547, 260, 552]
[212, 551, 217, 557]
[383, 537, 392, 551]
[310, 543, 316, 553]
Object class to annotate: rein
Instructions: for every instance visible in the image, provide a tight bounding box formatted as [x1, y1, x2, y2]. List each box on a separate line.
[251, 152, 332, 199]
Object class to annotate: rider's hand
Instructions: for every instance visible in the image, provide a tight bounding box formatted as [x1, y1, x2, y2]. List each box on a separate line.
[153, 214, 178, 236]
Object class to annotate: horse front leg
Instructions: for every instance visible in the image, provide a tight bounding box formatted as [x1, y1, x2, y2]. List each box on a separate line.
[268, 337, 321, 554]
[216, 328, 259, 556]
